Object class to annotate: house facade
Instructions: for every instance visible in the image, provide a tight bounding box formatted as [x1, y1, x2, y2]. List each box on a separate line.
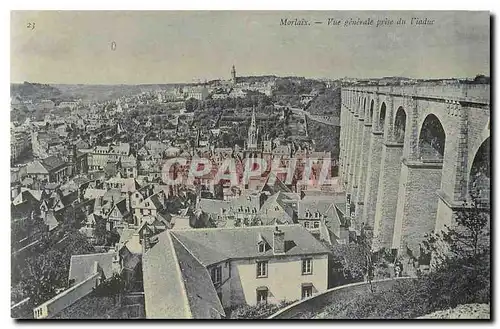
[143, 225, 330, 319]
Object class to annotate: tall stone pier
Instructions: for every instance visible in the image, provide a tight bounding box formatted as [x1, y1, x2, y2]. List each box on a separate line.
[339, 84, 490, 257]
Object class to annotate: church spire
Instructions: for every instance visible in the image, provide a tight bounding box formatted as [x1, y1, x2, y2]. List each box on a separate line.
[250, 107, 256, 129]
[247, 107, 258, 150]
[231, 65, 237, 85]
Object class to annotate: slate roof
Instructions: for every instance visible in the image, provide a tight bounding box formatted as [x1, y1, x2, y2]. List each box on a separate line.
[171, 224, 330, 266]
[110, 198, 129, 218]
[42, 156, 67, 171]
[44, 211, 60, 231]
[258, 191, 296, 225]
[261, 172, 292, 193]
[119, 228, 136, 244]
[26, 161, 49, 174]
[102, 188, 123, 203]
[143, 224, 329, 318]
[170, 236, 225, 318]
[12, 189, 42, 205]
[84, 188, 106, 200]
[68, 252, 116, 285]
[297, 196, 337, 218]
[297, 195, 343, 240]
[143, 233, 191, 318]
[110, 143, 130, 155]
[198, 198, 231, 215]
[143, 229, 226, 319]
[11, 201, 35, 221]
[144, 193, 165, 210]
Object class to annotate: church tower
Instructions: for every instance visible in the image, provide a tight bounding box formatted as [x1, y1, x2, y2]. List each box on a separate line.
[231, 65, 237, 85]
[247, 108, 258, 150]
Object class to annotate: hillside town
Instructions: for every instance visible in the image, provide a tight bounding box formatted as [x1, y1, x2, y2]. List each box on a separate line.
[9, 9, 493, 321]
[11, 66, 351, 319]
[11, 63, 490, 319]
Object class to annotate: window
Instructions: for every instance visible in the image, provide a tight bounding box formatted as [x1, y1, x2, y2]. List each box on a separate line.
[35, 308, 44, 317]
[256, 261, 268, 278]
[256, 287, 268, 304]
[301, 285, 313, 299]
[210, 266, 222, 285]
[258, 242, 265, 253]
[313, 221, 320, 229]
[302, 259, 313, 275]
[304, 221, 310, 229]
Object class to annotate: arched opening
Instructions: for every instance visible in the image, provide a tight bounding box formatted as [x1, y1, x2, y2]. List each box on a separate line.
[370, 100, 374, 123]
[469, 137, 490, 200]
[394, 107, 406, 143]
[379, 102, 386, 132]
[418, 114, 446, 161]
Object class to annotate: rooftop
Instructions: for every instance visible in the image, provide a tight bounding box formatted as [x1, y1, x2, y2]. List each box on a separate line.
[170, 224, 330, 266]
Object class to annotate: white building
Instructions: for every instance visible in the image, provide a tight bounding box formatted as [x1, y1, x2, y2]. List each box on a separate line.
[143, 225, 330, 319]
[185, 86, 209, 101]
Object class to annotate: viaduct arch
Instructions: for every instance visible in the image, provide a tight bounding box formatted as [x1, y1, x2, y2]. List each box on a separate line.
[339, 84, 490, 257]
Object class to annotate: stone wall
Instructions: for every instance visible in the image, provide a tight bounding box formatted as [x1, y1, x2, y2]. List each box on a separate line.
[33, 272, 100, 319]
[268, 277, 414, 319]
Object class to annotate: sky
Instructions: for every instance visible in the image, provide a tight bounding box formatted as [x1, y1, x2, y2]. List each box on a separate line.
[10, 11, 490, 84]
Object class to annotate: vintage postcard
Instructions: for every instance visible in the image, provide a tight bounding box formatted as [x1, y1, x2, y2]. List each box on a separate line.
[10, 10, 490, 319]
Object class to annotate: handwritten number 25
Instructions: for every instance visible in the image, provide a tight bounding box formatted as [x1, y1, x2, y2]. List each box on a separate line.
[27, 22, 35, 30]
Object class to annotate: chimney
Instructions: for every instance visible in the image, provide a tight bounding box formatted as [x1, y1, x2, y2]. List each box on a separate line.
[273, 226, 285, 255]
[142, 229, 151, 252]
[111, 251, 121, 274]
[127, 191, 132, 212]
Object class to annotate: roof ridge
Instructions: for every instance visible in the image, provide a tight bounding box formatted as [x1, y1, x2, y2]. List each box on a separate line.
[165, 231, 193, 318]
[172, 224, 301, 233]
[170, 231, 207, 267]
[70, 251, 116, 258]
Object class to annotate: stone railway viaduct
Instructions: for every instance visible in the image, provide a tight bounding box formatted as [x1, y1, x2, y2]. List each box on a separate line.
[338, 84, 490, 257]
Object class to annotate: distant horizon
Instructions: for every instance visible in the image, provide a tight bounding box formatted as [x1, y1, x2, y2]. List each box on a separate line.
[11, 11, 489, 84]
[10, 74, 488, 86]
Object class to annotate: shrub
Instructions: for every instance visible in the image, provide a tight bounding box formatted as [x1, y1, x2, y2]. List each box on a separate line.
[228, 300, 295, 319]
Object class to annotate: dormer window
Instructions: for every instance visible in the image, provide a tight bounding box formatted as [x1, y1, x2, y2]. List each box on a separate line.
[258, 241, 266, 253]
[210, 266, 222, 285]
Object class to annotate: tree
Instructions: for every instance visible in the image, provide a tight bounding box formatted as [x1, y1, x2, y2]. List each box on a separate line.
[14, 249, 68, 306]
[330, 243, 365, 285]
[359, 224, 375, 291]
[185, 98, 199, 112]
[94, 273, 126, 305]
[329, 223, 375, 288]
[424, 192, 490, 270]
[473, 74, 490, 84]
[229, 300, 294, 319]
[12, 229, 96, 308]
[95, 219, 120, 246]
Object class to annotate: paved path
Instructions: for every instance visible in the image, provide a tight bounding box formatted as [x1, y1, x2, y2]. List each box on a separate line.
[277, 105, 340, 127]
